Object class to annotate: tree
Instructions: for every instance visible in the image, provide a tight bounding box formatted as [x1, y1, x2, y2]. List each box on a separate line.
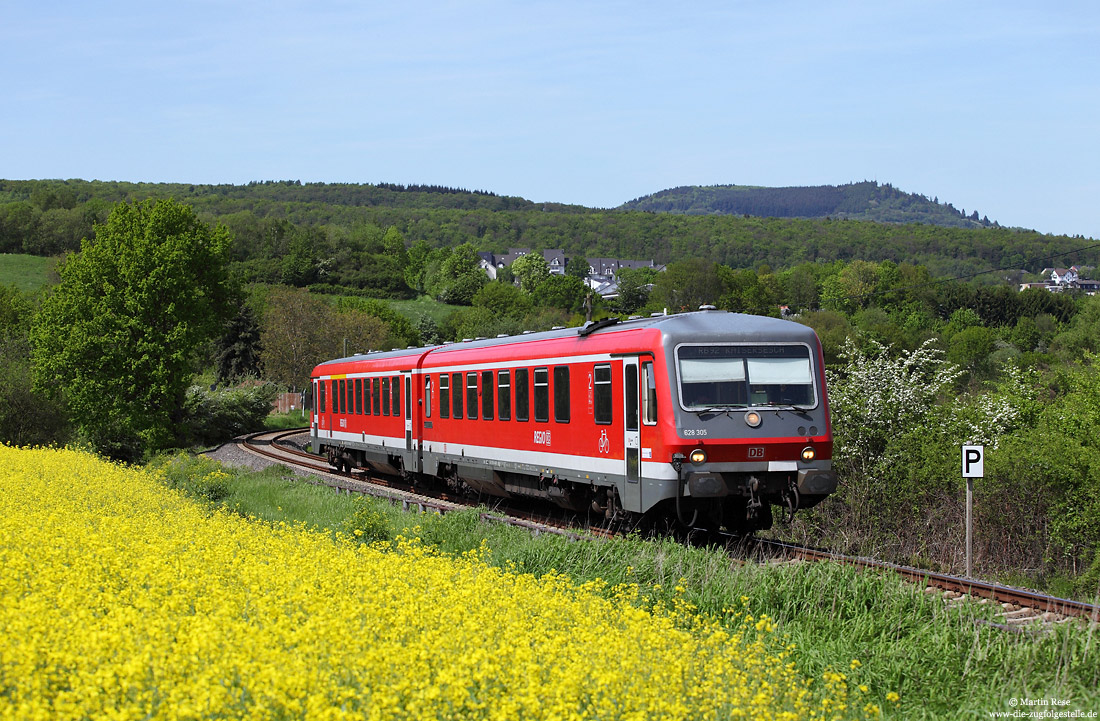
[611, 267, 654, 315]
[531, 274, 586, 313]
[259, 287, 390, 390]
[472, 281, 532, 319]
[821, 260, 880, 313]
[0, 202, 40, 254]
[427, 243, 486, 305]
[717, 267, 779, 316]
[259, 287, 331, 390]
[30, 199, 234, 459]
[565, 255, 590, 280]
[404, 238, 432, 293]
[510, 252, 550, 292]
[651, 259, 725, 312]
[0, 285, 70, 446]
[828, 337, 961, 474]
[947, 326, 996, 378]
[280, 233, 317, 286]
[782, 264, 820, 313]
[212, 301, 263, 384]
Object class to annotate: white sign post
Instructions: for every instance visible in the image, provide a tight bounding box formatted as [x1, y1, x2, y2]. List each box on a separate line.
[961, 445, 985, 577]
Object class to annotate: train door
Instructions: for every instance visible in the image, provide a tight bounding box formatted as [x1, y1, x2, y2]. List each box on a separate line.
[622, 358, 642, 512]
[312, 380, 320, 437]
[318, 378, 331, 438]
[403, 373, 413, 452]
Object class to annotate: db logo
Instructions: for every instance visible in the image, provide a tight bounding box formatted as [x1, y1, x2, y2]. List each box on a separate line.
[598, 430, 610, 454]
[748, 447, 765, 459]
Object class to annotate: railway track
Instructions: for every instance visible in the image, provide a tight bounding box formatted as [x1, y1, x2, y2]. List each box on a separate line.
[238, 428, 597, 541]
[750, 538, 1099, 628]
[236, 428, 1099, 628]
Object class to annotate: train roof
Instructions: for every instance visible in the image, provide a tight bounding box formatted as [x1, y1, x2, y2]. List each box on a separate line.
[313, 310, 818, 371]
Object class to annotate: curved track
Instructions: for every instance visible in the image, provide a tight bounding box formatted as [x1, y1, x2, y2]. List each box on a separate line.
[239, 428, 595, 540]
[237, 428, 1099, 626]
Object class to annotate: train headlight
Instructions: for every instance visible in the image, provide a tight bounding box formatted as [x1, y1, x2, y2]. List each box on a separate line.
[745, 411, 762, 428]
[690, 448, 707, 465]
[801, 446, 816, 462]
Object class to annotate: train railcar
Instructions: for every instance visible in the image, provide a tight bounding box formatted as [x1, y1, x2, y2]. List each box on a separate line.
[310, 309, 837, 533]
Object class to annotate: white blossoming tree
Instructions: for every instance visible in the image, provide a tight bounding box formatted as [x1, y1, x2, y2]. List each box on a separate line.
[827, 337, 962, 474]
[821, 337, 1038, 559]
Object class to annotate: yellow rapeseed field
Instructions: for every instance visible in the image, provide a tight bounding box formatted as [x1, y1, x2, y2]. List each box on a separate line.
[0, 446, 876, 720]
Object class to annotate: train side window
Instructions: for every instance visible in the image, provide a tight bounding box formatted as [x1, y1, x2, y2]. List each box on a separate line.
[452, 372, 463, 419]
[534, 367, 549, 422]
[355, 379, 363, 415]
[439, 374, 450, 419]
[372, 378, 381, 415]
[424, 376, 432, 418]
[392, 375, 401, 417]
[364, 378, 372, 416]
[481, 370, 494, 420]
[347, 380, 354, 416]
[381, 378, 390, 416]
[318, 380, 326, 413]
[594, 364, 612, 425]
[642, 361, 657, 425]
[466, 372, 478, 420]
[497, 370, 511, 421]
[553, 366, 570, 423]
[625, 364, 639, 432]
[338, 379, 347, 414]
[515, 368, 529, 422]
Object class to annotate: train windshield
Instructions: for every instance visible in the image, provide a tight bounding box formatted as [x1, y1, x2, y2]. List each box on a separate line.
[677, 344, 815, 410]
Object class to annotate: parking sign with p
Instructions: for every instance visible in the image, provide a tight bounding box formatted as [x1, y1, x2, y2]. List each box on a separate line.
[962, 445, 984, 478]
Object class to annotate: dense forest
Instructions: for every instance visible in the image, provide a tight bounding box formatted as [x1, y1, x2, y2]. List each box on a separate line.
[2, 179, 1097, 283]
[620, 181, 996, 228]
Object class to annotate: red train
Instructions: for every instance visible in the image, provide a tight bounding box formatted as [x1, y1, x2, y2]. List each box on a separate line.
[310, 309, 837, 533]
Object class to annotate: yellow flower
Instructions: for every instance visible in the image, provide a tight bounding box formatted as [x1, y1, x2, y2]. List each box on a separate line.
[0, 446, 877, 721]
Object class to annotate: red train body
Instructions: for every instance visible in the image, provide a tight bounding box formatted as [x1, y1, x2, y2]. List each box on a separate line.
[310, 309, 836, 533]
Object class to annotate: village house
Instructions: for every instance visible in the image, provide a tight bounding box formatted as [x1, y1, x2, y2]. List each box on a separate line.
[1020, 266, 1097, 295]
[477, 249, 664, 298]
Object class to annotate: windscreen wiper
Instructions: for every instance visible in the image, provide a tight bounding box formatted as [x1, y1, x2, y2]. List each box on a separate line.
[753, 405, 811, 417]
[691, 406, 743, 417]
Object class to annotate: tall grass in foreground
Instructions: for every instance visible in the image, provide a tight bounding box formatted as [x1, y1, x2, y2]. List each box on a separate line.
[167, 454, 1099, 720]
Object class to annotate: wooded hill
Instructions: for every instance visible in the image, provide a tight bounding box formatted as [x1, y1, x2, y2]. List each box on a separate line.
[1, 178, 1095, 281]
[620, 181, 996, 228]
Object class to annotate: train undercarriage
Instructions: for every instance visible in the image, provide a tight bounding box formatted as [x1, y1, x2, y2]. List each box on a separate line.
[320, 442, 830, 537]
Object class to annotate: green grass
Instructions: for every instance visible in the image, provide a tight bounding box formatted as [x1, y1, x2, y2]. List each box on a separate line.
[387, 295, 464, 325]
[0, 253, 55, 291]
[158, 455, 1100, 720]
[264, 410, 311, 430]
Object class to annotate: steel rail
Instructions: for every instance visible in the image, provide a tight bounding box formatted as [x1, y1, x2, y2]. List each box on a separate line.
[754, 538, 1100, 622]
[238, 429, 1098, 622]
[237, 429, 595, 541]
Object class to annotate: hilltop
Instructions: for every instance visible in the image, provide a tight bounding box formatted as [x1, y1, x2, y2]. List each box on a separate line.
[620, 181, 995, 229]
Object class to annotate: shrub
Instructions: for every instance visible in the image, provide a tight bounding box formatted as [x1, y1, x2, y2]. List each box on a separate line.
[153, 453, 232, 503]
[343, 496, 393, 544]
[182, 382, 280, 446]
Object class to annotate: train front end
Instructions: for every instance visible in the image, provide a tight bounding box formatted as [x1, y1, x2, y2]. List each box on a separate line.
[658, 310, 836, 533]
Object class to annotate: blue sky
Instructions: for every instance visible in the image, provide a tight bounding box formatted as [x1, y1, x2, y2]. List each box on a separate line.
[4, 1, 1098, 239]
